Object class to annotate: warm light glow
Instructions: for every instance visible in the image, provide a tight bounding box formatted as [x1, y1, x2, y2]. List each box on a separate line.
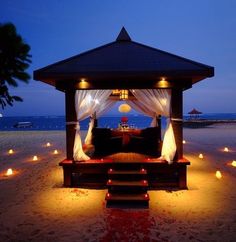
[8, 149, 14, 154]
[108, 179, 112, 184]
[182, 140, 186, 144]
[6, 168, 13, 176]
[224, 147, 229, 152]
[141, 168, 145, 172]
[53, 149, 58, 155]
[107, 193, 110, 198]
[118, 103, 131, 113]
[143, 180, 147, 184]
[231, 161, 236, 167]
[78, 79, 90, 89]
[109, 168, 113, 172]
[199, 153, 203, 159]
[144, 194, 149, 199]
[120, 90, 128, 100]
[112, 89, 120, 95]
[33, 155, 38, 161]
[215, 170, 222, 179]
[46, 142, 51, 147]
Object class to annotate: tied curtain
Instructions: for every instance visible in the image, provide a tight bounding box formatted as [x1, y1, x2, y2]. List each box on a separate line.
[73, 90, 112, 161]
[131, 89, 176, 163]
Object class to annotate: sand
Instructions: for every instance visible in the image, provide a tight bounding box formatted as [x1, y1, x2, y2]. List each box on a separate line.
[0, 126, 236, 242]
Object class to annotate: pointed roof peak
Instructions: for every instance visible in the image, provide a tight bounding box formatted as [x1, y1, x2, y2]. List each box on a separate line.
[116, 27, 132, 41]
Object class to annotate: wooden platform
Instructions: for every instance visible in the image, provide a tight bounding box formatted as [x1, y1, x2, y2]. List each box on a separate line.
[59, 153, 190, 189]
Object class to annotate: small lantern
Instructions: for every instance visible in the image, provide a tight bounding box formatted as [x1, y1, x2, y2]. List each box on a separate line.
[46, 142, 51, 147]
[8, 149, 14, 154]
[120, 90, 128, 100]
[112, 89, 120, 95]
[118, 104, 131, 113]
[224, 147, 229, 152]
[231, 161, 236, 167]
[199, 154, 203, 159]
[6, 168, 13, 176]
[53, 150, 58, 155]
[33, 155, 38, 161]
[215, 171, 222, 179]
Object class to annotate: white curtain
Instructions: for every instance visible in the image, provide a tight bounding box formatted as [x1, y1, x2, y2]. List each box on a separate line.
[132, 89, 176, 163]
[73, 90, 112, 161]
[84, 99, 116, 145]
[126, 99, 157, 127]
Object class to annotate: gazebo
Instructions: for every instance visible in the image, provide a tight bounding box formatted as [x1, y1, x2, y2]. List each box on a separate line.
[188, 108, 202, 119]
[34, 27, 214, 204]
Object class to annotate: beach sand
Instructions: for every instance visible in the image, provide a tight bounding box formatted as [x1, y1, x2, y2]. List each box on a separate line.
[0, 126, 236, 242]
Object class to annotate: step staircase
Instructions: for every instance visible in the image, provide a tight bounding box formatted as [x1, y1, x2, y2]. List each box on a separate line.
[105, 167, 149, 207]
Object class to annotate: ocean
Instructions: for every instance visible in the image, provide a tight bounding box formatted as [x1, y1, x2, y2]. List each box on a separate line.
[0, 113, 236, 131]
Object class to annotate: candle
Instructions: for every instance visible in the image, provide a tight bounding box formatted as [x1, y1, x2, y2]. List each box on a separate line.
[199, 154, 203, 159]
[33, 156, 38, 161]
[215, 171, 222, 179]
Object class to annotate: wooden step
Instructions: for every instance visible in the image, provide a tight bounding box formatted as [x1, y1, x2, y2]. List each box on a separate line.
[108, 168, 147, 175]
[106, 179, 148, 187]
[105, 192, 149, 201]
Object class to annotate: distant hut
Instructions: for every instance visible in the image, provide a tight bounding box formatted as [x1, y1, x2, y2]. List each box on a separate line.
[188, 108, 202, 119]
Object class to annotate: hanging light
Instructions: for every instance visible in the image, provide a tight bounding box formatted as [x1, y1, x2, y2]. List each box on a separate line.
[118, 104, 131, 113]
[120, 90, 128, 100]
[112, 89, 120, 95]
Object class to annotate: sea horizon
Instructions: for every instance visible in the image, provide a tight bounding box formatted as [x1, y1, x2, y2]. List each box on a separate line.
[1, 113, 236, 131]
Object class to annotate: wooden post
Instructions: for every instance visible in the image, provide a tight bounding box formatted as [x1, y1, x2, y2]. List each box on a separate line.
[171, 88, 183, 160]
[65, 90, 77, 160]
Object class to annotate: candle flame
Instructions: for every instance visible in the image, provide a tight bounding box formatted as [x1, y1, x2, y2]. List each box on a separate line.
[232, 161, 236, 167]
[33, 155, 38, 161]
[46, 142, 51, 147]
[182, 140, 186, 144]
[53, 149, 58, 155]
[199, 153, 203, 159]
[216, 171, 222, 179]
[8, 149, 14, 154]
[224, 147, 229, 152]
[6, 168, 13, 176]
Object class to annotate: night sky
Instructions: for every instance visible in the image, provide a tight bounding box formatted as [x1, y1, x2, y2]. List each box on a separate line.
[1, 0, 236, 116]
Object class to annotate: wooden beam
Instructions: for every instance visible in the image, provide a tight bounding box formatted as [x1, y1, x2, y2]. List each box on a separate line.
[171, 88, 183, 160]
[65, 90, 77, 160]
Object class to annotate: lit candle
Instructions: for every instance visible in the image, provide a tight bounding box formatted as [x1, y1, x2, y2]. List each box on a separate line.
[6, 168, 13, 176]
[109, 168, 113, 172]
[141, 168, 145, 173]
[108, 179, 112, 184]
[8, 149, 14, 154]
[144, 194, 149, 199]
[215, 170, 222, 179]
[33, 155, 38, 161]
[182, 140, 186, 144]
[231, 161, 236, 167]
[224, 147, 229, 152]
[53, 149, 58, 155]
[199, 153, 203, 159]
[46, 142, 51, 147]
